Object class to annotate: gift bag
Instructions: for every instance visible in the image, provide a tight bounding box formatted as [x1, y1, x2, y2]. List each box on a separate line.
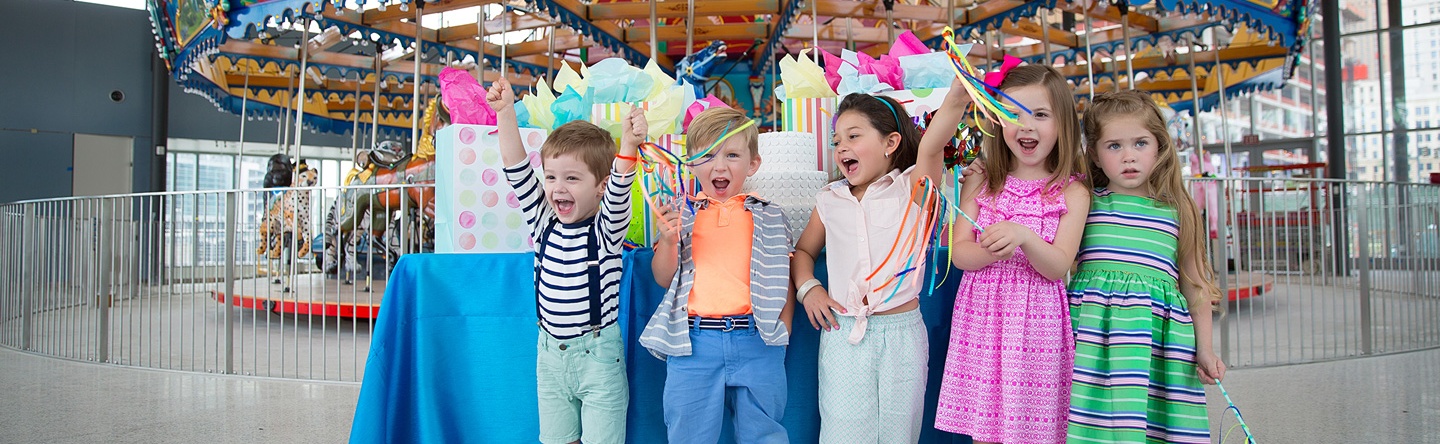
[434, 124, 547, 253]
[782, 97, 837, 172]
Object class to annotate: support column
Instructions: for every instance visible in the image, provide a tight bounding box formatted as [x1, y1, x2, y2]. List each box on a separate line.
[1323, 0, 1351, 273]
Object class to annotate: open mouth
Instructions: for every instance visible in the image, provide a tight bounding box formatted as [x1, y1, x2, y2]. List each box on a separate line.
[1017, 138, 1039, 155]
[840, 158, 860, 175]
[553, 197, 575, 216]
[1121, 168, 1141, 178]
[710, 178, 731, 196]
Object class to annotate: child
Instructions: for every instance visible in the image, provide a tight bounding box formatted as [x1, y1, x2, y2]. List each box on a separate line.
[638, 106, 795, 444]
[487, 78, 642, 444]
[934, 64, 1091, 444]
[1067, 90, 1225, 443]
[789, 87, 950, 442]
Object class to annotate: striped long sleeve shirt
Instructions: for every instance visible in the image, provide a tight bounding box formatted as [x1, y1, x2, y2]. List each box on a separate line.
[504, 160, 634, 340]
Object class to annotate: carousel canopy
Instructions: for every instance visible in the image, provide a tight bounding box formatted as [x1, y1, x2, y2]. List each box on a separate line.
[147, 0, 1312, 138]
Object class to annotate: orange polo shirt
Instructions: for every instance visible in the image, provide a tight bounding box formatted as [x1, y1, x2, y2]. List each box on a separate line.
[687, 192, 754, 317]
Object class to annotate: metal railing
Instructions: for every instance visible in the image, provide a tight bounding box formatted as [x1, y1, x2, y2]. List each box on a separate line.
[1198, 177, 1440, 367]
[0, 184, 432, 382]
[0, 178, 1438, 380]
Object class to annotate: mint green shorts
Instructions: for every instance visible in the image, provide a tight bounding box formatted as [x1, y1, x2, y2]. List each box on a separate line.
[536, 324, 629, 444]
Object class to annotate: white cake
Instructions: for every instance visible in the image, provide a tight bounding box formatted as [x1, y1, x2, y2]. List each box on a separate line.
[745, 132, 833, 242]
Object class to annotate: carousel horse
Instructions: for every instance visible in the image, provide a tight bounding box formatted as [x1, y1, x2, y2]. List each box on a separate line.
[676, 40, 729, 101]
[334, 96, 446, 265]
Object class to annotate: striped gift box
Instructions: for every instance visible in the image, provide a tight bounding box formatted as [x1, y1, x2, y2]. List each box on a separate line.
[782, 97, 837, 172]
[591, 102, 647, 142]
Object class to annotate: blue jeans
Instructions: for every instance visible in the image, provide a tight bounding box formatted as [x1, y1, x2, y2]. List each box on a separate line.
[663, 322, 788, 444]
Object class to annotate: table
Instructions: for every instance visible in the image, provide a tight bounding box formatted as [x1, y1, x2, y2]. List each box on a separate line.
[351, 250, 971, 443]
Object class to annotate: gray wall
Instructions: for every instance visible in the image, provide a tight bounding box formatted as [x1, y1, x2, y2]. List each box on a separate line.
[0, 0, 157, 203]
[1, 0, 362, 203]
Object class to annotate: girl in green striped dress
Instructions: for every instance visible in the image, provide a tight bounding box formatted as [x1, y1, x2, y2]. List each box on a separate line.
[1067, 91, 1226, 443]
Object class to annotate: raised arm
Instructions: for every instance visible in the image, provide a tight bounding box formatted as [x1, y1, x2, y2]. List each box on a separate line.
[914, 77, 974, 188]
[486, 78, 526, 167]
[616, 106, 644, 174]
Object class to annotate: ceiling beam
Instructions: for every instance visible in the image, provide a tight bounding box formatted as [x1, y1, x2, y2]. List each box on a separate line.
[588, 0, 781, 20]
[362, 0, 500, 24]
[814, 1, 949, 21]
[624, 22, 770, 44]
[545, 0, 673, 69]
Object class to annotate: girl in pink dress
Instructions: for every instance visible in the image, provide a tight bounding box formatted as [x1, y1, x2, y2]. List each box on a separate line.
[934, 65, 1090, 444]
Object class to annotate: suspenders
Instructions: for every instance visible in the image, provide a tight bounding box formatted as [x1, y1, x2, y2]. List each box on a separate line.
[535, 217, 604, 337]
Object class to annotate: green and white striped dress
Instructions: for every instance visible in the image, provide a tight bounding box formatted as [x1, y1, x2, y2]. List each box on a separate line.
[1066, 189, 1210, 443]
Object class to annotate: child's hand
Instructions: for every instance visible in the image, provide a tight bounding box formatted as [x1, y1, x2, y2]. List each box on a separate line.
[801, 287, 846, 332]
[943, 77, 974, 110]
[1197, 352, 1226, 385]
[621, 106, 648, 150]
[485, 78, 515, 114]
[978, 220, 1034, 260]
[957, 161, 985, 183]
[654, 200, 681, 247]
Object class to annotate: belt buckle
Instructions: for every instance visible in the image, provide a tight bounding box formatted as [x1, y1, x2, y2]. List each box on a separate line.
[721, 317, 735, 332]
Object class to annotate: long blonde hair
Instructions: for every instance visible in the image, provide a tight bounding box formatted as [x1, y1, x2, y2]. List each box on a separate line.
[1082, 91, 1220, 303]
[981, 65, 1087, 195]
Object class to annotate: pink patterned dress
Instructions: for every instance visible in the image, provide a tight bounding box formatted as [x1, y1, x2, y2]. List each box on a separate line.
[935, 175, 1077, 443]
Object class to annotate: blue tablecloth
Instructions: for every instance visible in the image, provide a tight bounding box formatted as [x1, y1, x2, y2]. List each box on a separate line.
[351, 250, 972, 443]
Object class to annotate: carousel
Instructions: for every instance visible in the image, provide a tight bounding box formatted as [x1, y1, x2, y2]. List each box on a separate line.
[146, 0, 1310, 319]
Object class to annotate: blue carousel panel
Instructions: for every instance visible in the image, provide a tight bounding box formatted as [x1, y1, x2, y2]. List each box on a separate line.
[1167, 66, 1288, 114]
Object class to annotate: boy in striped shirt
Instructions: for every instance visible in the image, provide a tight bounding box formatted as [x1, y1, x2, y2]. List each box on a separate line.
[487, 79, 641, 444]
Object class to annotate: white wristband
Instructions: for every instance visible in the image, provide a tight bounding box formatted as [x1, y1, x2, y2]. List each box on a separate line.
[796, 278, 822, 304]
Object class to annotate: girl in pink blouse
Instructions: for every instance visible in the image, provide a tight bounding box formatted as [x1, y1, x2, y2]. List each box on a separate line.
[790, 83, 968, 442]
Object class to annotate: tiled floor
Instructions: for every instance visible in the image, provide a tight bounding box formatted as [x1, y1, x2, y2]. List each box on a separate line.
[2, 346, 1437, 443]
[0, 348, 360, 443]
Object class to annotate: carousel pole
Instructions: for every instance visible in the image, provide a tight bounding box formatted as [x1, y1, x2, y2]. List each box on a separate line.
[501, 5, 510, 74]
[548, 28, 557, 81]
[948, 0, 955, 31]
[282, 70, 293, 155]
[372, 50, 382, 148]
[412, 3, 423, 156]
[686, 0, 695, 59]
[769, 64, 777, 127]
[351, 73, 362, 156]
[478, 7, 486, 71]
[1040, 9, 1051, 67]
[812, 0, 820, 63]
[1187, 38, 1203, 170]
[293, 16, 310, 164]
[1084, 12, 1095, 99]
[847, 18, 854, 51]
[649, 0, 657, 61]
[285, 14, 312, 293]
[1120, 0, 1134, 89]
[1214, 31, 1233, 172]
[984, 30, 994, 73]
[885, 1, 896, 45]
[237, 71, 249, 189]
